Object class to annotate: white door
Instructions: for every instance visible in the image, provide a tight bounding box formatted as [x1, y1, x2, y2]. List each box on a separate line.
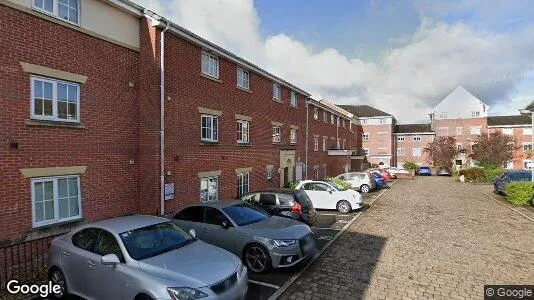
[301, 182, 335, 209]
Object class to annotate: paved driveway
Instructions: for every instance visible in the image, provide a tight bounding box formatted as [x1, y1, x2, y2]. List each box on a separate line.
[279, 177, 534, 300]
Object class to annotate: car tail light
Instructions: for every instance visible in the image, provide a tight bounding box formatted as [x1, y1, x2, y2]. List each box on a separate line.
[291, 202, 302, 215]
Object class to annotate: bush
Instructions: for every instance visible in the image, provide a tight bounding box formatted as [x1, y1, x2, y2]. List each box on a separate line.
[481, 165, 504, 182]
[327, 177, 352, 190]
[458, 168, 484, 182]
[283, 180, 299, 189]
[403, 162, 417, 171]
[505, 182, 534, 205]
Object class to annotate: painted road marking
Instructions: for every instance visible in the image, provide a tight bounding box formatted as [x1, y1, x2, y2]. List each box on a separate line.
[311, 227, 341, 230]
[482, 192, 534, 223]
[248, 280, 280, 290]
[317, 235, 332, 240]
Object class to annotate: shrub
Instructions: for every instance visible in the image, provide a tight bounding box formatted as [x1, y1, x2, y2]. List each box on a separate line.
[505, 182, 534, 205]
[481, 165, 504, 182]
[283, 180, 299, 189]
[327, 177, 352, 190]
[458, 168, 484, 182]
[403, 162, 417, 171]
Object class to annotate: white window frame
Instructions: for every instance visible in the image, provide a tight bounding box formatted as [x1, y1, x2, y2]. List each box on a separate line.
[379, 118, 387, 124]
[471, 111, 480, 118]
[313, 167, 319, 180]
[361, 119, 368, 124]
[313, 137, 319, 151]
[237, 68, 249, 90]
[290, 91, 297, 107]
[397, 148, 405, 156]
[362, 133, 369, 142]
[522, 143, 533, 152]
[272, 125, 281, 143]
[322, 138, 327, 152]
[266, 169, 273, 181]
[336, 138, 341, 149]
[413, 148, 422, 157]
[502, 128, 514, 135]
[30, 76, 80, 123]
[342, 139, 346, 150]
[523, 127, 532, 135]
[330, 114, 335, 125]
[439, 112, 448, 119]
[31, 175, 82, 228]
[456, 127, 463, 135]
[273, 84, 281, 101]
[201, 114, 218, 142]
[33, 0, 80, 25]
[290, 128, 298, 144]
[201, 52, 220, 79]
[413, 135, 421, 141]
[313, 108, 318, 120]
[504, 161, 513, 170]
[524, 160, 534, 170]
[237, 172, 250, 197]
[200, 176, 218, 202]
[323, 111, 327, 123]
[363, 148, 370, 155]
[397, 135, 405, 141]
[470, 126, 481, 135]
[237, 120, 250, 144]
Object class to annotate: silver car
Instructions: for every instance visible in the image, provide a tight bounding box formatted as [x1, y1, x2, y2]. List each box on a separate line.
[47, 215, 247, 300]
[172, 201, 316, 274]
[336, 172, 376, 193]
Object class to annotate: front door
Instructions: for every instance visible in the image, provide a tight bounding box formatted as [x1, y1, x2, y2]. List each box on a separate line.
[283, 167, 289, 186]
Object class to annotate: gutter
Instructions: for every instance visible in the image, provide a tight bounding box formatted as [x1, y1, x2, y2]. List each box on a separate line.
[160, 20, 170, 216]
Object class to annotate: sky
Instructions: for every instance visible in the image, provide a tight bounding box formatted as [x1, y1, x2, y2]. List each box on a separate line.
[132, 0, 534, 123]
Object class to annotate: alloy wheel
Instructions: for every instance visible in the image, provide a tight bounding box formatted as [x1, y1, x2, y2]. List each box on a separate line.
[245, 246, 268, 273]
[361, 184, 370, 193]
[337, 201, 351, 213]
[50, 270, 66, 299]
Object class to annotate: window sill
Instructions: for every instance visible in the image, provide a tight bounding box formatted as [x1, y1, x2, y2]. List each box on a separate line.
[273, 99, 282, 103]
[290, 105, 298, 109]
[200, 140, 219, 146]
[201, 73, 222, 83]
[236, 142, 252, 147]
[236, 86, 252, 93]
[25, 119, 87, 129]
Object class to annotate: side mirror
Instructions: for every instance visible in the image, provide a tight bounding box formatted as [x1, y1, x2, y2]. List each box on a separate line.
[101, 254, 120, 266]
[221, 220, 230, 229]
[327, 188, 333, 194]
[188, 228, 196, 238]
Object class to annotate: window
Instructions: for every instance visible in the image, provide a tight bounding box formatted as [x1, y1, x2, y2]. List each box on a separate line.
[174, 206, 205, 222]
[524, 160, 533, 170]
[342, 139, 346, 150]
[379, 118, 387, 124]
[313, 108, 318, 120]
[237, 68, 249, 90]
[363, 148, 370, 155]
[397, 135, 405, 141]
[290, 91, 297, 107]
[322, 138, 327, 151]
[266, 169, 273, 181]
[523, 128, 532, 135]
[470, 126, 481, 135]
[200, 177, 218, 202]
[471, 111, 480, 117]
[32, 175, 81, 227]
[272, 126, 281, 143]
[201, 115, 218, 142]
[397, 148, 405, 156]
[330, 114, 335, 125]
[456, 143, 462, 150]
[313, 167, 319, 180]
[72, 228, 100, 252]
[342, 119, 346, 128]
[504, 161, 513, 169]
[323, 111, 327, 123]
[522, 143, 533, 152]
[94, 230, 125, 262]
[259, 193, 276, 206]
[33, 0, 80, 24]
[362, 133, 369, 141]
[205, 208, 229, 226]
[502, 128, 514, 135]
[413, 148, 422, 157]
[236, 120, 249, 143]
[336, 139, 341, 149]
[201, 52, 219, 78]
[237, 173, 250, 198]
[456, 127, 463, 135]
[290, 128, 297, 144]
[314, 137, 319, 151]
[31, 76, 80, 122]
[273, 84, 281, 101]
[323, 165, 327, 179]
[439, 112, 448, 119]
[361, 119, 368, 124]
[413, 135, 421, 141]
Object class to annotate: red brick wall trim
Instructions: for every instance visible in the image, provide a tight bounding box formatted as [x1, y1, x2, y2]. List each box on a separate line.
[197, 170, 222, 178]
[235, 167, 253, 174]
[1, 1, 140, 52]
[20, 62, 88, 83]
[20, 166, 87, 178]
[24, 119, 87, 129]
[198, 107, 223, 115]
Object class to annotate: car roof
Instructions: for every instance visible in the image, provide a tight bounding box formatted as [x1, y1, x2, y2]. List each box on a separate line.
[248, 188, 300, 194]
[79, 215, 170, 234]
[182, 200, 244, 209]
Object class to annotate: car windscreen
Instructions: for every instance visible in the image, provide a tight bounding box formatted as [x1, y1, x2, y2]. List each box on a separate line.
[119, 222, 195, 260]
[325, 181, 347, 191]
[222, 203, 269, 226]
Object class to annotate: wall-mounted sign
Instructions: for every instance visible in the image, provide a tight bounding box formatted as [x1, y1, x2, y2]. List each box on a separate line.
[164, 183, 175, 200]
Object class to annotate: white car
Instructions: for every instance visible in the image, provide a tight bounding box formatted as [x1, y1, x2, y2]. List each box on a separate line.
[336, 172, 376, 193]
[295, 180, 364, 213]
[384, 167, 410, 175]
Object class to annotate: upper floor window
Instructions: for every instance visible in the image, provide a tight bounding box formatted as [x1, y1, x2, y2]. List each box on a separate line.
[273, 84, 281, 101]
[470, 126, 481, 135]
[397, 135, 405, 141]
[323, 111, 327, 123]
[236, 120, 249, 143]
[342, 119, 346, 128]
[31, 76, 80, 122]
[456, 127, 463, 135]
[471, 111, 480, 118]
[397, 148, 405, 156]
[361, 119, 368, 124]
[379, 118, 387, 124]
[342, 139, 346, 149]
[363, 148, 370, 155]
[313, 137, 319, 151]
[524, 127, 532, 135]
[33, 0, 80, 25]
[362, 133, 369, 141]
[413, 148, 422, 157]
[439, 112, 448, 119]
[290, 91, 297, 107]
[330, 114, 335, 125]
[290, 128, 298, 144]
[237, 68, 249, 90]
[32, 175, 81, 227]
[502, 128, 514, 135]
[413, 135, 421, 141]
[336, 138, 341, 149]
[201, 52, 219, 79]
[272, 125, 281, 143]
[313, 108, 318, 120]
[201, 114, 218, 142]
[322, 138, 327, 151]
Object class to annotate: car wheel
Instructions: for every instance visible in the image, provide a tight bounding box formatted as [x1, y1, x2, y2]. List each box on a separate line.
[244, 244, 272, 274]
[336, 200, 352, 213]
[360, 184, 370, 193]
[48, 268, 67, 299]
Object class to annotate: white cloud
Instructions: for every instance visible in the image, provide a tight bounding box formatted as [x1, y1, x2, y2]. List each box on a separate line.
[134, 0, 534, 123]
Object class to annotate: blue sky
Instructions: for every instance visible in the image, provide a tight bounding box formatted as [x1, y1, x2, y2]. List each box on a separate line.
[136, 0, 534, 122]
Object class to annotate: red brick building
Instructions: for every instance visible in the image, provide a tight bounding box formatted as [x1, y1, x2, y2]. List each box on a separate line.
[394, 124, 434, 167]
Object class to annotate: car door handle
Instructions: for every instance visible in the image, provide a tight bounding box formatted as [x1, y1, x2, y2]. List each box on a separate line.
[86, 260, 96, 267]
[61, 251, 70, 257]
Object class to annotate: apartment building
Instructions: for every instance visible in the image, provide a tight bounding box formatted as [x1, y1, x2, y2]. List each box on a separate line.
[394, 124, 434, 167]
[0, 0, 359, 242]
[487, 115, 533, 170]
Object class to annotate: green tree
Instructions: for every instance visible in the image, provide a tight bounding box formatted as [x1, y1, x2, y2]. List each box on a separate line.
[423, 136, 462, 168]
[470, 131, 518, 166]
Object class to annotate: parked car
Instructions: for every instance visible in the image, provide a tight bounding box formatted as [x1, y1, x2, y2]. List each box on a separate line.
[240, 189, 317, 226]
[172, 201, 315, 274]
[417, 166, 432, 176]
[335, 172, 376, 193]
[370, 172, 387, 189]
[48, 215, 248, 300]
[437, 168, 452, 176]
[295, 180, 364, 213]
[384, 167, 410, 177]
[365, 168, 391, 181]
[494, 170, 532, 195]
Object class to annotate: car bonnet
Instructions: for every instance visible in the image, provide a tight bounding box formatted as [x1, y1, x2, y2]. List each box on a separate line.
[240, 215, 311, 239]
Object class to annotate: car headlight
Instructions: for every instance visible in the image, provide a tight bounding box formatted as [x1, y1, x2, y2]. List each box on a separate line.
[273, 239, 297, 247]
[167, 287, 208, 300]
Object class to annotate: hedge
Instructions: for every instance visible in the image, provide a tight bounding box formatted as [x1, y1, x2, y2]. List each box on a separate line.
[327, 177, 353, 190]
[403, 162, 417, 171]
[458, 168, 484, 182]
[505, 182, 534, 205]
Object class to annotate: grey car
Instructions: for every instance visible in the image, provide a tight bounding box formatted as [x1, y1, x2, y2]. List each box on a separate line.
[47, 215, 247, 300]
[172, 201, 316, 273]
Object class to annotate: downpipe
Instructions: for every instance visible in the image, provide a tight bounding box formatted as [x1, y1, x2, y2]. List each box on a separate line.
[160, 20, 170, 216]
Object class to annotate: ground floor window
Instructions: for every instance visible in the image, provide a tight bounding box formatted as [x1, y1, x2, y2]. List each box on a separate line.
[200, 176, 218, 202]
[323, 165, 327, 179]
[504, 161, 513, 169]
[237, 172, 250, 197]
[523, 160, 533, 170]
[31, 175, 81, 227]
[313, 167, 319, 180]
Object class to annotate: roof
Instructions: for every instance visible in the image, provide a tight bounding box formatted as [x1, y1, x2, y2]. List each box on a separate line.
[487, 115, 532, 126]
[316, 99, 354, 119]
[82, 215, 169, 234]
[337, 105, 393, 118]
[184, 200, 243, 209]
[521, 100, 534, 112]
[395, 124, 433, 133]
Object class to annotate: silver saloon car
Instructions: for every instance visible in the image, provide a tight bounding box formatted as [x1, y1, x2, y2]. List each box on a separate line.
[48, 215, 247, 300]
[172, 201, 316, 274]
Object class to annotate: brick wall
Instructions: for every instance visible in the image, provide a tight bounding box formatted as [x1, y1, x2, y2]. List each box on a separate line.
[361, 123, 394, 167]
[394, 134, 434, 167]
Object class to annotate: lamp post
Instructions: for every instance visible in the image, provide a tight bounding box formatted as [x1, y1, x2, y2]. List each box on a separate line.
[520, 108, 534, 182]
